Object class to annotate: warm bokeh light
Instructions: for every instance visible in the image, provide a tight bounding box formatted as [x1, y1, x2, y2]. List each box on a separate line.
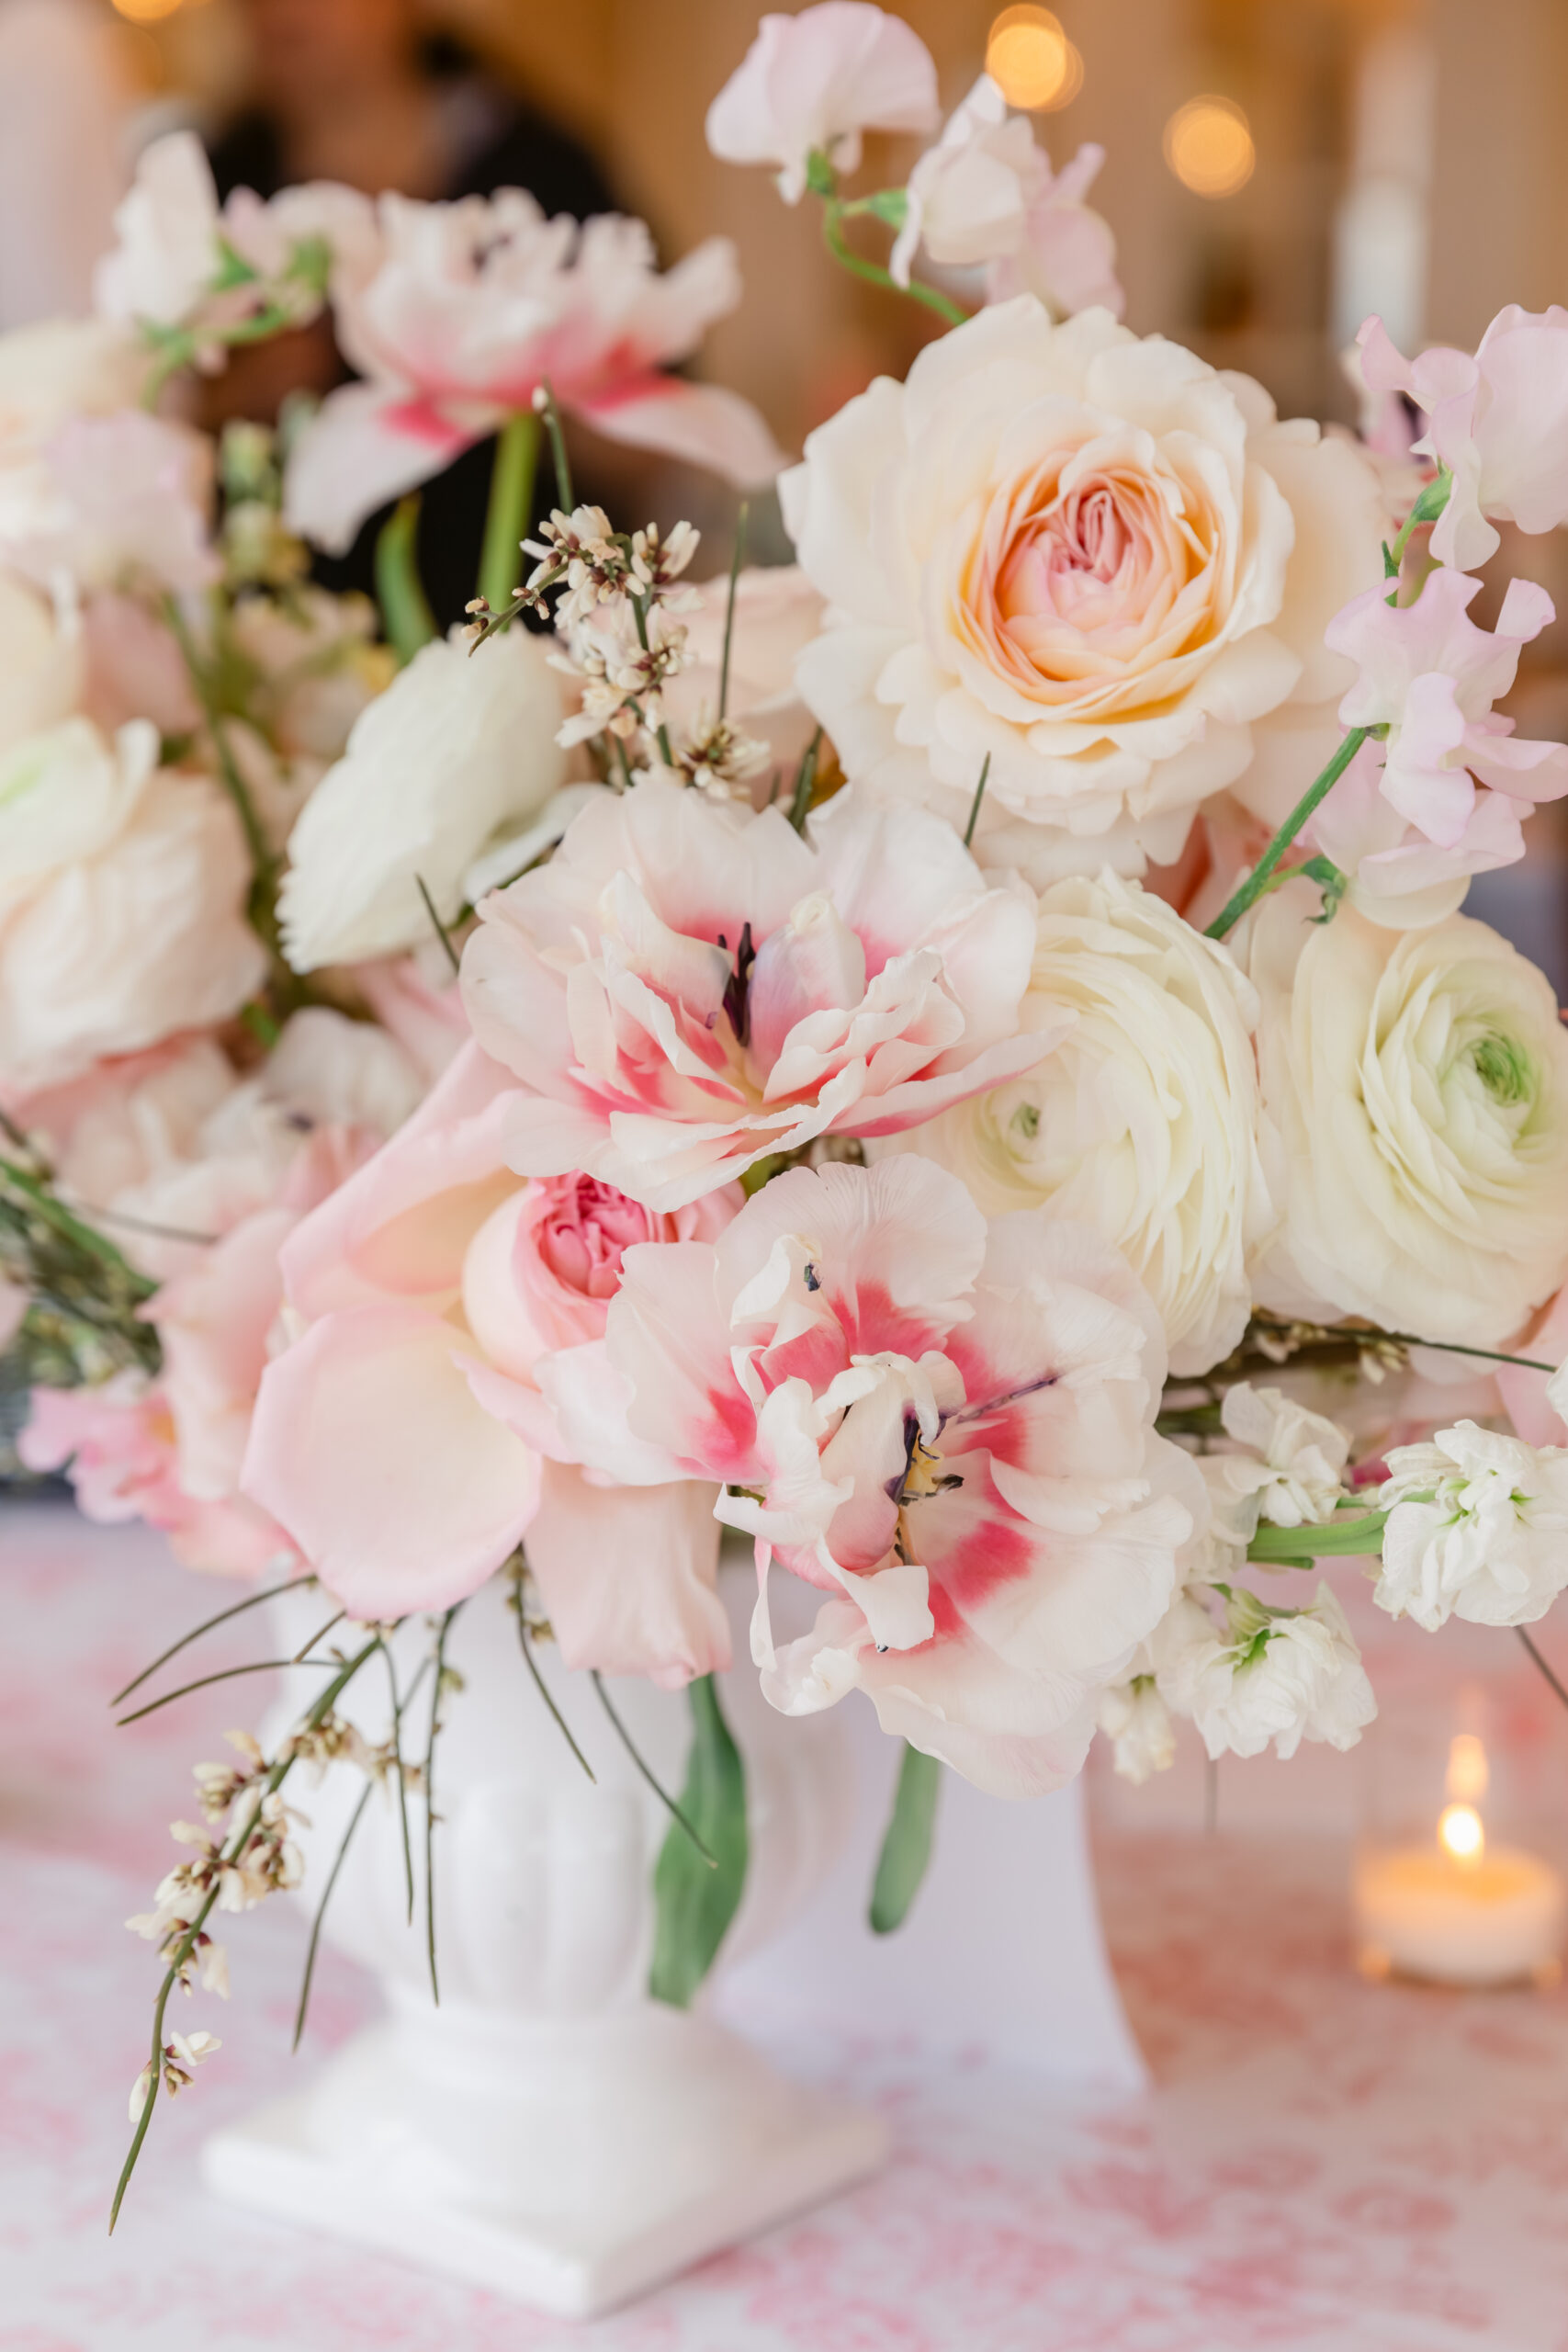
[1446, 1732, 1490, 1804]
[1163, 96, 1257, 198]
[1438, 1802, 1486, 1866]
[986, 7, 1083, 113]
[109, 0, 196, 20]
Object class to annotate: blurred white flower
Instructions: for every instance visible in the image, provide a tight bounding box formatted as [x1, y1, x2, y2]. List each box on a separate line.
[278, 627, 568, 971]
[1097, 1676, 1175, 1784]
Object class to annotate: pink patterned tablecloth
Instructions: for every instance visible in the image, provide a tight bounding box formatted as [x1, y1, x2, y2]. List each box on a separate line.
[5, 1498, 1568, 2351]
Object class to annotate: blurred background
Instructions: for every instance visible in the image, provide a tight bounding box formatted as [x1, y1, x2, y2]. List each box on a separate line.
[3, 0, 1565, 981]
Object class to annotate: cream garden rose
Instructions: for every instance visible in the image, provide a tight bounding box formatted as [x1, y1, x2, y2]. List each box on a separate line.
[877, 871, 1272, 1374]
[1249, 885, 1568, 1349]
[783, 299, 1389, 883]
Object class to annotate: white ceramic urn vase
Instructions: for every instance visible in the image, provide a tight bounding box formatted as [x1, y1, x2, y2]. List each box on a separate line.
[201, 1569, 887, 2318]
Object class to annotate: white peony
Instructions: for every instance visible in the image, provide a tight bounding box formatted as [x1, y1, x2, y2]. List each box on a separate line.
[876, 871, 1272, 1373]
[1375, 1419, 1568, 1631]
[0, 720, 265, 1091]
[278, 626, 568, 972]
[781, 299, 1389, 883]
[1096, 1675, 1176, 1783]
[1156, 1582, 1376, 1762]
[1250, 886, 1568, 1349]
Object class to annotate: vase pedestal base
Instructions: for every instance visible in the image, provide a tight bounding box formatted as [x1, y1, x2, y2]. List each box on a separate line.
[201, 1997, 887, 2319]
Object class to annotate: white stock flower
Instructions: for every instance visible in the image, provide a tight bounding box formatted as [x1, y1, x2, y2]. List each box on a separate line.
[1097, 1676, 1176, 1784]
[1156, 1582, 1375, 1762]
[0, 719, 265, 1091]
[278, 627, 568, 971]
[1375, 1419, 1568, 1631]
[1249, 888, 1568, 1350]
[878, 872, 1272, 1374]
[1211, 1383, 1351, 1534]
[783, 300, 1389, 883]
[705, 2, 940, 202]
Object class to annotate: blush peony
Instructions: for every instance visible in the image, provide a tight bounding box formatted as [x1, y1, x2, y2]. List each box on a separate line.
[553, 1156, 1199, 1796]
[783, 300, 1390, 883]
[459, 775, 1055, 1211]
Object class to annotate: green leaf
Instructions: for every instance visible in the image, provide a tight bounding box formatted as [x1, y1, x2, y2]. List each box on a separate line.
[375, 494, 437, 666]
[649, 1676, 748, 2007]
[869, 1742, 942, 1935]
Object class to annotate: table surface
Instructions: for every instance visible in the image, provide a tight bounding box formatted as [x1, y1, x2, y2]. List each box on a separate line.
[6, 1498, 1568, 2352]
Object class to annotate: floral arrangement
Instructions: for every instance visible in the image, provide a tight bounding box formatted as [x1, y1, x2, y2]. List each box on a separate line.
[5, 0, 1568, 2229]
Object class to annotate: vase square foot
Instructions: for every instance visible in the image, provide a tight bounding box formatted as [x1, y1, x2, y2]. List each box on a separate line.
[201, 2041, 888, 2319]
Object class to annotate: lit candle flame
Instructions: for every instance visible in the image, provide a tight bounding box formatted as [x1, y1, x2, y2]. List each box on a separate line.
[1438, 1802, 1485, 1868]
[1446, 1733, 1489, 1804]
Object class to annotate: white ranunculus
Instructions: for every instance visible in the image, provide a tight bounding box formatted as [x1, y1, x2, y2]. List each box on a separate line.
[1250, 885, 1568, 1350]
[278, 626, 568, 972]
[1096, 1675, 1176, 1783]
[260, 1005, 423, 1138]
[1156, 1582, 1375, 1762]
[877, 872, 1272, 1374]
[1375, 1419, 1568, 1631]
[0, 572, 82, 759]
[0, 719, 265, 1091]
[782, 300, 1390, 883]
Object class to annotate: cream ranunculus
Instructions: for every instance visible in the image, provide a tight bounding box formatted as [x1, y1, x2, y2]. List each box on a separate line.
[875, 871, 1272, 1374]
[0, 719, 265, 1091]
[0, 573, 82, 759]
[1250, 885, 1568, 1349]
[782, 299, 1390, 884]
[278, 625, 568, 972]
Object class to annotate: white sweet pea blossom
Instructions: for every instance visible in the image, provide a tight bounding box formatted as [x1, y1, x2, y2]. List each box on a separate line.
[1156, 1583, 1376, 1762]
[891, 75, 1036, 287]
[278, 627, 568, 972]
[1097, 1675, 1175, 1784]
[706, 2, 939, 203]
[1375, 1419, 1568, 1631]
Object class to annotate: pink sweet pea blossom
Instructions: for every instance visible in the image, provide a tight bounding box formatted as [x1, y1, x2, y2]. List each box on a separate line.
[242, 1041, 739, 1675]
[1359, 309, 1568, 570]
[550, 1156, 1198, 1796]
[889, 76, 1122, 322]
[459, 777, 1057, 1212]
[705, 3, 940, 204]
[1316, 566, 1568, 912]
[284, 195, 785, 556]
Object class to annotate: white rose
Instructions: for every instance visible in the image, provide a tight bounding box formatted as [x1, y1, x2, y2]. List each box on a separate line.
[278, 626, 568, 971]
[661, 564, 826, 787]
[782, 299, 1389, 883]
[1375, 1420, 1568, 1631]
[0, 573, 82, 760]
[1096, 1675, 1176, 1784]
[1156, 1582, 1375, 1762]
[877, 872, 1271, 1373]
[0, 719, 265, 1091]
[1250, 887, 1568, 1349]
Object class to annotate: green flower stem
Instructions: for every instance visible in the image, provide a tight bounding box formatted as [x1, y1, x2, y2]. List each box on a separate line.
[821, 202, 967, 329]
[0, 1158, 153, 1296]
[1204, 726, 1370, 943]
[630, 593, 677, 769]
[1385, 466, 1452, 577]
[109, 1634, 381, 2233]
[1246, 1510, 1388, 1565]
[160, 595, 280, 954]
[869, 1742, 942, 1933]
[375, 493, 437, 665]
[718, 502, 749, 724]
[478, 412, 540, 616]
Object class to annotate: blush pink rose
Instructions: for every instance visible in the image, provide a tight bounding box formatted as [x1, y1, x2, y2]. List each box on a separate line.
[243, 1041, 741, 1682]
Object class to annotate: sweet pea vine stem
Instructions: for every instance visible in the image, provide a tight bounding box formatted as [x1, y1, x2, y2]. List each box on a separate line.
[109, 1634, 381, 2233]
[806, 150, 967, 329]
[1203, 725, 1371, 943]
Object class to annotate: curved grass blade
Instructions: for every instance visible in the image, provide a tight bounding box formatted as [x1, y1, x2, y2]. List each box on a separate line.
[292, 1778, 374, 2050]
[592, 1672, 715, 1865]
[110, 1577, 310, 1708]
